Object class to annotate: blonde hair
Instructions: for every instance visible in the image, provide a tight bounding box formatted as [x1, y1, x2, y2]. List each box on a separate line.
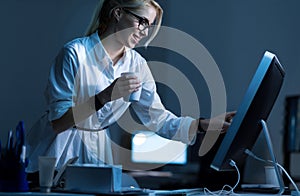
[85, 0, 163, 47]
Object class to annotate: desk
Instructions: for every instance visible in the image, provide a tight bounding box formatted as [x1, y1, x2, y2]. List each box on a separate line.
[0, 189, 296, 196]
[0, 192, 93, 196]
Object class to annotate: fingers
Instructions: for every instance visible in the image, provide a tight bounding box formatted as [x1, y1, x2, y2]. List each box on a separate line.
[225, 111, 236, 123]
[226, 111, 236, 119]
[222, 121, 233, 133]
[222, 121, 231, 129]
[119, 75, 141, 93]
[221, 111, 236, 132]
[205, 112, 235, 133]
[226, 111, 236, 117]
[110, 75, 141, 101]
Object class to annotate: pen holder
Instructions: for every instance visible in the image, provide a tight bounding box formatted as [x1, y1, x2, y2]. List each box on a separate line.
[0, 156, 29, 192]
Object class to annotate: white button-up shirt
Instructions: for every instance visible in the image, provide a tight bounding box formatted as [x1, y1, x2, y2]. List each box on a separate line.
[26, 32, 195, 172]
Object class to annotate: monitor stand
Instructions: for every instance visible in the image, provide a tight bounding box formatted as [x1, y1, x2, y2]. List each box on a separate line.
[242, 120, 285, 194]
[260, 119, 285, 194]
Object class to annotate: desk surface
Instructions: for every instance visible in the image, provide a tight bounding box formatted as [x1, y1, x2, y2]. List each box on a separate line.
[0, 192, 93, 196]
[0, 189, 296, 196]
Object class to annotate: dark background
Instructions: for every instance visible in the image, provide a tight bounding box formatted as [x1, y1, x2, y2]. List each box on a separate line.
[1, 0, 299, 184]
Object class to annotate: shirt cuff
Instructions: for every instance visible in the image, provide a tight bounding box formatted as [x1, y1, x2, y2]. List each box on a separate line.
[48, 101, 72, 121]
[174, 116, 196, 145]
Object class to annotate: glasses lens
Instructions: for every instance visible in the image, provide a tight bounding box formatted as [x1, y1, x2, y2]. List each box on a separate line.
[124, 9, 151, 31]
[138, 24, 146, 31]
[138, 22, 153, 31]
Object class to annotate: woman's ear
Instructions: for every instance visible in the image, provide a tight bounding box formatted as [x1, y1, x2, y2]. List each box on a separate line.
[113, 8, 122, 22]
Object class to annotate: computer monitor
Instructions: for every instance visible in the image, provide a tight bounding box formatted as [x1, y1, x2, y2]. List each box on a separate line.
[210, 51, 285, 171]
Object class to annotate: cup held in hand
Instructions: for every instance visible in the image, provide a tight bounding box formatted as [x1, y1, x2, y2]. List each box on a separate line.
[121, 72, 141, 102]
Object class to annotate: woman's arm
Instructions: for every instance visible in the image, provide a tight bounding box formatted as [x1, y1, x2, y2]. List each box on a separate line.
[51, 75, 141, 133]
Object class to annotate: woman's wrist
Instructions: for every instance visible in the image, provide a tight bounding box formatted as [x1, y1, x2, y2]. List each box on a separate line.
[95, 94, 104, 111]
[197, 117, 206, 134]
[95, 90, 110, 111]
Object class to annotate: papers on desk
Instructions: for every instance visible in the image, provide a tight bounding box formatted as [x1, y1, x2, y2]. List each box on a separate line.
[64, 164, 122, 193]
[149, 188, 203, 195]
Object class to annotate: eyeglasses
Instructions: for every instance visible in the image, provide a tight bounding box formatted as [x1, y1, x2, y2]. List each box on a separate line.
[123, 9, 151, 31]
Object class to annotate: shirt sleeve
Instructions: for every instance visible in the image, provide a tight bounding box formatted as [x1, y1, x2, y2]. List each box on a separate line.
[45, 46, 78, 121]
[131, 62, 196, 145]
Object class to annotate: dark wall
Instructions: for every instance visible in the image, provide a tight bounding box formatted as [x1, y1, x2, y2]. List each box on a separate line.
[0, 0, 98, 138]
[159, 0, 300, 182]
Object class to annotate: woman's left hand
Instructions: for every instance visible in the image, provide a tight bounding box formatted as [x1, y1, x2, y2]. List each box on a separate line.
[199, 111, 236, 133]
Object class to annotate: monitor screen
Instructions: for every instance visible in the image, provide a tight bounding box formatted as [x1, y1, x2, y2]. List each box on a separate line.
[131, 130, 187, 165]
[210, 51, 285, 171]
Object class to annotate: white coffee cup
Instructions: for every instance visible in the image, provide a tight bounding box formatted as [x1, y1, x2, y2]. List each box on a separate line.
[121, 72, 141, 102]
[265, 166, 280, 187]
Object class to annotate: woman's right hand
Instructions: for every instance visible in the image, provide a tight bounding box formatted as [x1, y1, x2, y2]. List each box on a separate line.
[106, 74, 141, 101]
[52, 74, 141, 134]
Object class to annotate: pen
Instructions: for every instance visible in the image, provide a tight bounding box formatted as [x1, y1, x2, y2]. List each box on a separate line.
[15, 121, 25, 158]
[17, 121, 25, 146]
[4, 130, 14, 159]
[20, 145, 26, 163]
[7, 130, 13, 151]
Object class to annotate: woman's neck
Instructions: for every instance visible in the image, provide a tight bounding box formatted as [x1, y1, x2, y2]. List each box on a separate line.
[99, 32, 125, 65]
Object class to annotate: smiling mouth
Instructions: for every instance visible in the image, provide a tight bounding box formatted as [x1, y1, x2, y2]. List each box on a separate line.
[133, 35, 141, 43]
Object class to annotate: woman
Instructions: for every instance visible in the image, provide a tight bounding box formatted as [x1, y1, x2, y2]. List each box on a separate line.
[26, 0, 234, 176]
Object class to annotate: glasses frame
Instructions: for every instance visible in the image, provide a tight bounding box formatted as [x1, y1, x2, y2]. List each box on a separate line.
[123, 9, 151, 31]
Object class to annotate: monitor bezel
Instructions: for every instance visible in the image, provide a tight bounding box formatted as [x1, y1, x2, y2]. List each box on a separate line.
[210, 51, 285, 171]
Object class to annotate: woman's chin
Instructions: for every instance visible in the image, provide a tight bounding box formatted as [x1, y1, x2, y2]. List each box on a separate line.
[128, 41, 137, 49]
